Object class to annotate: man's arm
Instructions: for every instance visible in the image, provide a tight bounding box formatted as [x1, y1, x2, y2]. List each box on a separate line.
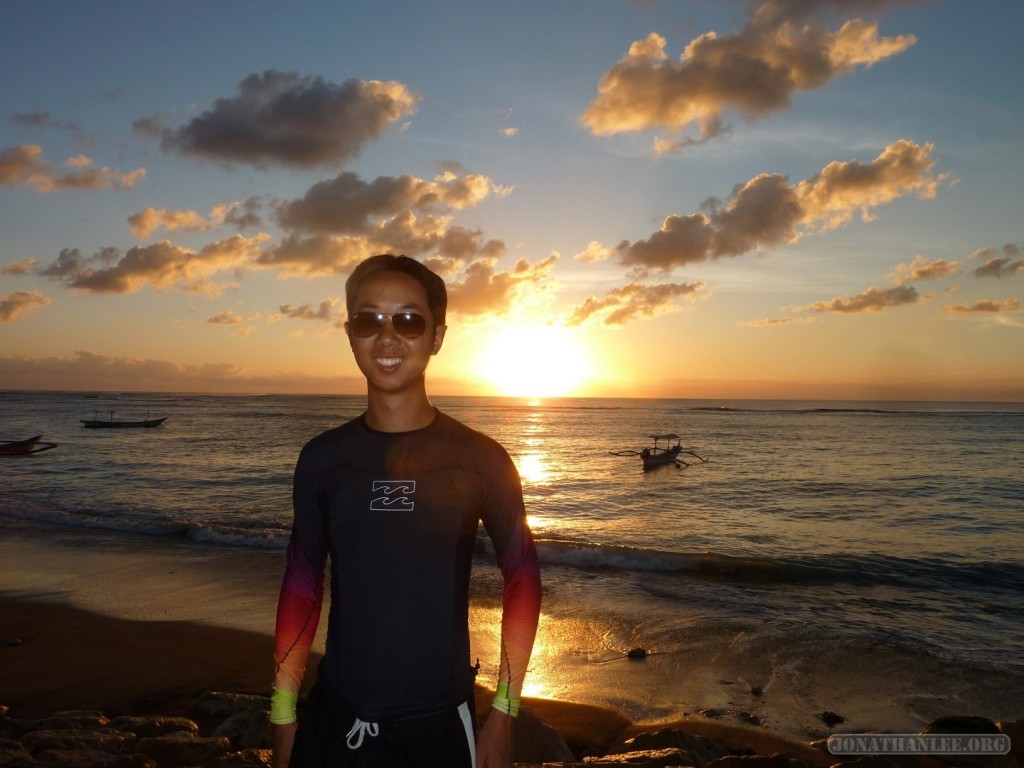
[480, 456, 542, 766]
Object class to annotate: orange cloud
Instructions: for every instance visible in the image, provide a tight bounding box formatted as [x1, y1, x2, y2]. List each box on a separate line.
[278, 299, 340, 322]
[888, 255, 960, 284]
[39, 234, 270, 295]
[973, 243, 1023, 278]
[742, 316, 817, 327]
[447, 254, 558, 316]
[615, 140, 942, 274]
[566, 281, 705, 327]
[275, 171, 499, 234]
[798, 284, 919, 313]
[207, 311, 244, 325]
[0, 144, 145, 192]
[945, 298, 1022, 314]
[1, 258, 38, 275]
[129, 199, 263, 239]
[153, 70, 420, 168]
[0, 289, 50, 321]
[581, 4, 914, 152]
[574, 241, 614, 263]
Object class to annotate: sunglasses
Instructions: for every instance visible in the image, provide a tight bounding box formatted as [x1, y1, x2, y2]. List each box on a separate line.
[347, 312, 434, 339]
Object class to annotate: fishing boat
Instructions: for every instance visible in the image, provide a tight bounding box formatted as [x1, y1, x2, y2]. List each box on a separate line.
[0, 435, 58, 455]
[610, 433, 707, 471]
[80, 410, 167, 429]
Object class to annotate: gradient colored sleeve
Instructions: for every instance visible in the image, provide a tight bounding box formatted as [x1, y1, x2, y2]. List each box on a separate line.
[272, 453, 328, 723]
[483, 457, 542, 707]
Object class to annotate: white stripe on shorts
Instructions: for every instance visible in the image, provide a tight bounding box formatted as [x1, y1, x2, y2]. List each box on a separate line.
[458, 701, 476, 768]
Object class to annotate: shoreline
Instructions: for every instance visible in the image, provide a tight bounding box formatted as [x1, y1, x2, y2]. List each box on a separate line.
[2, 523, 1020, 748]
[0, 594, 835, 766]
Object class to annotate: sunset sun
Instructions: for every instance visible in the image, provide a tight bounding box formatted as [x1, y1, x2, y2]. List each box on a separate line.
[477, 324, 592, 398]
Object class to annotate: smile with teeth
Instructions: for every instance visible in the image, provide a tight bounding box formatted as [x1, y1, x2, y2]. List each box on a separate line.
[376, 356, 402, 367]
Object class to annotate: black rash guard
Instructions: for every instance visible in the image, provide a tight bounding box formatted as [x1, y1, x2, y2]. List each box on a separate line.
[273, 409, 542, 721]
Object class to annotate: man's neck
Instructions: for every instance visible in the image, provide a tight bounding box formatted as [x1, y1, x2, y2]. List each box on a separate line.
[364, 389, 436, 433]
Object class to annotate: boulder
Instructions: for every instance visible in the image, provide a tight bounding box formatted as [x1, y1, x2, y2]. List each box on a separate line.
[29, 748, 154, 767]
[0, 737, 33, 767]
[109, 715, 199, 738]
[212, 709, 271, 751]
[37, 711, 111, 731]
[208, 748, 273, 767]
[21, 729, 135, 755]
[513, 706, 577, 764]
[609, 727, 735, 767]
[706, 755, 805, 768]
[134, 731, 231, 767]
[186, 692, 269, 735]
[581, 746, 699, 765]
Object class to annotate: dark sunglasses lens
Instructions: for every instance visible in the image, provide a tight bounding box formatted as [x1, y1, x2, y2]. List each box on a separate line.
[349, 314, 383, 337]
[393, 313, 427, 338]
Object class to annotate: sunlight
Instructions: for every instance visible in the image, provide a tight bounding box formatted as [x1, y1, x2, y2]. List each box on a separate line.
[477, 325, 591, 397]
[516, 453, 550, 484]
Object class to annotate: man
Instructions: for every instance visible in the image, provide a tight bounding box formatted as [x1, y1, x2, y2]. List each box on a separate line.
[271, 254, 542, 768]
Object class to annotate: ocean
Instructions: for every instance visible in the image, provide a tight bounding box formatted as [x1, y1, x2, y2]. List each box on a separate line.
[2, 390, 1022, 734]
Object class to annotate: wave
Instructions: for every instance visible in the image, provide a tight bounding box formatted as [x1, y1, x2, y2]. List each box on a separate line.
[525, 538, 1024, 592]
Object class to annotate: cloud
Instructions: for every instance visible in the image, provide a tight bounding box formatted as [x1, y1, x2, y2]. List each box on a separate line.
[888, 254, 960, 284]
[256, 234, 373, 278]
[574, 241, 615, 263]
[945, 298, 1022, 314]
[566, 281, 705, 326]
[259, 171, 508, 278]
[278, 299, 340, 322]
[156, 70, 420, 168]
[615, 140, 943, 274]
[500, 127, 519, 138]
[129, 199, 264, 239]
[0, 350, 369, 394]
[580, 5, 914, 150]
[798, 284, 919, 313]
[447, 254, 559, 316]
[742, 315, 817, 327]
[0, 289, 51, 321]
[973, 243, 1023, 278]
[0, 144, 145, 192]
[39, 234, 271, 295]
[207, 311, 244, 325]
[275, 171, 499, 234]
[1, 258, 38, 275]
[10, 111, 82, 134]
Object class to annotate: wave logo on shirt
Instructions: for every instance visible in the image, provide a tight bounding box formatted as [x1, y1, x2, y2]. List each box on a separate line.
[370, 480, 416, 512]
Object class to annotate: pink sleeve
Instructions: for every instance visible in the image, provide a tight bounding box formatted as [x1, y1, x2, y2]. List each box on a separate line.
[273, 538, 325, 697]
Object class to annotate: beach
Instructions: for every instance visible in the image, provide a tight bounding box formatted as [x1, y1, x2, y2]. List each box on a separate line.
[3, 393, 1022, 763]
[2, 523, 1019, 768]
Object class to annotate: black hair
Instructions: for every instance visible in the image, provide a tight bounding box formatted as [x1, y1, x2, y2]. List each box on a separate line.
[345, 254, 447, 326]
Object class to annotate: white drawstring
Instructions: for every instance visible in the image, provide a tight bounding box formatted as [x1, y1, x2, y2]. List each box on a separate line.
[345, 718, 379, 750]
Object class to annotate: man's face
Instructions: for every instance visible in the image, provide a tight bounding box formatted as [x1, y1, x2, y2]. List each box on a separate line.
[345, 270, 446, 398]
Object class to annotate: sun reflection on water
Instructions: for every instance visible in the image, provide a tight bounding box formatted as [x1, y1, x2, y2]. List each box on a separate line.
[517, 452, 550, 484]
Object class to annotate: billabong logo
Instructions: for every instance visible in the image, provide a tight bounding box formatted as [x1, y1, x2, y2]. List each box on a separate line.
[370, 480, 416, 512]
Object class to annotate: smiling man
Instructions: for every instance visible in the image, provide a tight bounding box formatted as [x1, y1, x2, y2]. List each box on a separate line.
[271, 254, 542, 768]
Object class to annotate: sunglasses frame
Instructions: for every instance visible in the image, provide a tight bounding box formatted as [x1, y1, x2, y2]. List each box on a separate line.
[347, 311, 434, 339]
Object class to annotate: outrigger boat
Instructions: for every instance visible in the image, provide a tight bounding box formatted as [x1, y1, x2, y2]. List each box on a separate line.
[81, 410, 167, 429]
[0, 435, 58, 456]
[610, 433, 708, 471]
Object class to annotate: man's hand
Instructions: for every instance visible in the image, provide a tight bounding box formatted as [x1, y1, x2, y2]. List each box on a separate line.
[476, 709, 514, 768]
[271, 722, 296, 768]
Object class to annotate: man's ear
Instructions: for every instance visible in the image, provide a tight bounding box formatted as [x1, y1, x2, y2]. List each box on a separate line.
[431, 324, 447, 355]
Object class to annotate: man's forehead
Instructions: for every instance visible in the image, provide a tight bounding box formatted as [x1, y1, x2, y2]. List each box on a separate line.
[351, 271, 430, 309]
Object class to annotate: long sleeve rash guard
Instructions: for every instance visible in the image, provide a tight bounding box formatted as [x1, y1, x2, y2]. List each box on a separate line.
[273, 410, 542, 721]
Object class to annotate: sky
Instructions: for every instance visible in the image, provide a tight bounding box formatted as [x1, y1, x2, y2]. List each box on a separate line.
[1, 0, 1022, 401]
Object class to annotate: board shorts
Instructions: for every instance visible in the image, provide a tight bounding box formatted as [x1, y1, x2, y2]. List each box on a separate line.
[289, 682, 476, 768]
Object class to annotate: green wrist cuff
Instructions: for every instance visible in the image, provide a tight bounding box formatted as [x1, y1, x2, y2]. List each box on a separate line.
[491, 682, 521, 717]
[270, 688, 298, 724]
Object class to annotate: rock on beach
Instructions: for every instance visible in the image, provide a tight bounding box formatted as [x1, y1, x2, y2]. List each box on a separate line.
[0, 695, 1020, 768]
